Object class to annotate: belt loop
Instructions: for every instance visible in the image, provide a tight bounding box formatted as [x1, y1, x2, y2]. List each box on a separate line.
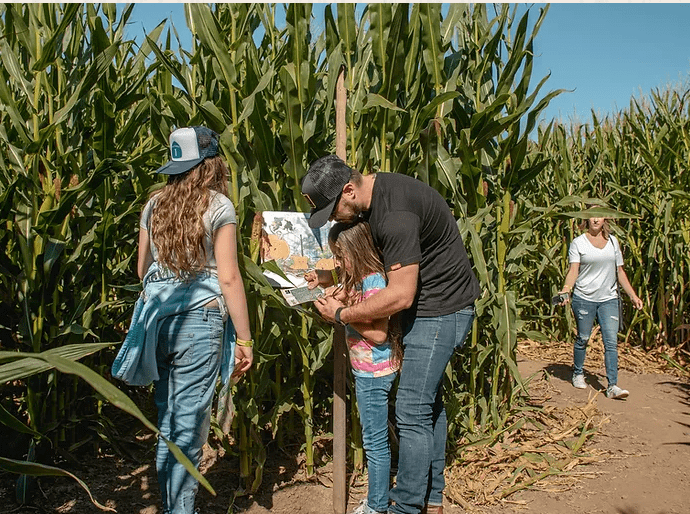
[202, 307, 209, 321]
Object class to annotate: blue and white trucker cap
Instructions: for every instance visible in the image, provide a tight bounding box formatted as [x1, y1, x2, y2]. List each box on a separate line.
[156, 126, 219, 175]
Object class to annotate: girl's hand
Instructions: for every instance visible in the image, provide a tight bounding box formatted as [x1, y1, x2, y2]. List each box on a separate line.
[232, 346, 253, 380]
[305, 269, 334, 290]
[304, 270, 319, 288]
[325, 285, 348, 302]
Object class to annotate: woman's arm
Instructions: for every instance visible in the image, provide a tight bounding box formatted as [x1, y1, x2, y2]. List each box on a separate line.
[617, 266, 643, 310]
[214, 223, 253, 377]
[137, 228, 154, 280]
[557, 262, 580, 304]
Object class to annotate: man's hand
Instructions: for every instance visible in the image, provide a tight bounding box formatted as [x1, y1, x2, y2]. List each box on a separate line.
[314, 295, 345, 324]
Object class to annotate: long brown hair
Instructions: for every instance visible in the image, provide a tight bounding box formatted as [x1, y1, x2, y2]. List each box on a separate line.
[578, 218, 611, 239]
[328, 219, 403, 366]
[149, 155, 229, 278]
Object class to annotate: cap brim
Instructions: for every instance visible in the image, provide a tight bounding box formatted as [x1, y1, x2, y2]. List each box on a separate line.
[307, 197, 337, 229]
[156, 157, 204, 175]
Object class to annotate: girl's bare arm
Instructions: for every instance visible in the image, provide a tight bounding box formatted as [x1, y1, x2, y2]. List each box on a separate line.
[137, 228, 154, 280]
[215, 223, 253, 377]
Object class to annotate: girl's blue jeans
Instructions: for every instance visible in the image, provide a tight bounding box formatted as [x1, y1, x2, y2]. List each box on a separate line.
[389, 307, 474, 514]
[570, 295, 620, 387]
[154, 307, 223, 514]
[354, 372, 398, 513]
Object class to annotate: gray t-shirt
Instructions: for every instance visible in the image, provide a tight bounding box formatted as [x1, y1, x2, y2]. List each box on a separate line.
[568, 233, 623, 302]
[140, 191, 236, 273]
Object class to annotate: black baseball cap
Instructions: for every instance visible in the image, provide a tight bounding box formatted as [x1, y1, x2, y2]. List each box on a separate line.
[156, 126, 219, 175]
[301, 155, 352, 228]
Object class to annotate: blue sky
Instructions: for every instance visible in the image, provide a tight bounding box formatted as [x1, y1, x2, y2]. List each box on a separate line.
[125, 2, 690, 129]
[531, 3, 690, 125]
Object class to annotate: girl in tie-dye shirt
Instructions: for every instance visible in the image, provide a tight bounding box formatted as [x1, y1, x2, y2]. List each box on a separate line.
[328, 219, 401, 514]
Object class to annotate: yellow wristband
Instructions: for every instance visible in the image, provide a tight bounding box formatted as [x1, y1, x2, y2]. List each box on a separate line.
[236, 338, 253, 348]
[563, 285, 572, 292]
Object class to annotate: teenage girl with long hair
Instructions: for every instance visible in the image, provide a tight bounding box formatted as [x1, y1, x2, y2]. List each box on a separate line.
[327, 219, 402, 514]
[132, 126, 252, 513]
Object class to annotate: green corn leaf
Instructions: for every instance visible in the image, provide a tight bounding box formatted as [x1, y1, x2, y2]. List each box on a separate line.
[0, 457, 115, 512]
[419, 3, 444, 94]
[188, 3, 236, 88]
[0, 38, 34, 109]
[0, 404, 42, 439]
[0, 343, 114, 375]
[363, 93, 406, 113]
[32, 3, 82, 71]
[336, 3, 357, 60]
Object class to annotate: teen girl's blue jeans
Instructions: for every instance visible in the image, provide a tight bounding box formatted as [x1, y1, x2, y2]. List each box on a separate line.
[354, 372, 398, 513]
[154, 307, 223, 514]
[570, 295, 620, 387]
[389, 307, 474, 514]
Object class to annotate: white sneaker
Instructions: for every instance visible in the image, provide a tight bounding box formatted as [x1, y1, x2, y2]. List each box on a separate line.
[606, 385, 629, 399]
[350, 501, 368, 514]
[572, 374, 587, 389]
[350, 500, 386, 514]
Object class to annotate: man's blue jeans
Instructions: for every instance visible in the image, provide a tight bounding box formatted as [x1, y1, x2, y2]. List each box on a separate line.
[389, 307, 475, 514]
[570, 295, 620, 387]
[355, 372, 398, 513]
[154, 307, 223, 514]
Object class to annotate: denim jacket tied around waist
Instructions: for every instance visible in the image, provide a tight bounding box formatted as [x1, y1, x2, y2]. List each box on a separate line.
[111, 262, 236, 386]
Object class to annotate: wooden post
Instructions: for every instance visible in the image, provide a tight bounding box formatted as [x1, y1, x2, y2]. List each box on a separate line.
[333, 65, 347, 514]
[336, 66, 347, 160]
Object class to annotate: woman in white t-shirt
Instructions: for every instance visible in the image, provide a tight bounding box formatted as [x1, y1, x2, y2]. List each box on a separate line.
[557, 217, 643, 399]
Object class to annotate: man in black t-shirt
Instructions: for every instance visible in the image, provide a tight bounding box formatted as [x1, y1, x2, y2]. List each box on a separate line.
[302, 155, 480, 514]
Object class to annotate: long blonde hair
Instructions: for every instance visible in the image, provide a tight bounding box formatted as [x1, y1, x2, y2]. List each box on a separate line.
[329, 219, 403, 365]
[149, 155, 229, 278]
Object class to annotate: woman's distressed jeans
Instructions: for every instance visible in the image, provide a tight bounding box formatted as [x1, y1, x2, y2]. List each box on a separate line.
[571, 295, 620, 387]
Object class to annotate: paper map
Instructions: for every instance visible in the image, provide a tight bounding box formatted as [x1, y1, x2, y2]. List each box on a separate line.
[261, 211, 335, 304]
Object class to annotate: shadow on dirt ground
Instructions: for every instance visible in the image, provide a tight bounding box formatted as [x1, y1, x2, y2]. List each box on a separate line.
[1, 346, 688, 514]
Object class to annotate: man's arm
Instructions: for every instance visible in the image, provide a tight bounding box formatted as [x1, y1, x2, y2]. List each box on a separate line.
[348, 318, 388, 344]
[314, 263, 419, 323]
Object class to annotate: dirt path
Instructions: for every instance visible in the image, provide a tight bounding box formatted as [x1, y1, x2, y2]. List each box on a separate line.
[234, 356, 689, 514]
[1, 353, 688, 514]
[490, 356, 690, 514]
[232, 349, 690, 514]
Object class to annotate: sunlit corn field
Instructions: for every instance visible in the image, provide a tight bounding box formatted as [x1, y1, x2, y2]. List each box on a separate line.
[0, 2, 687, 502]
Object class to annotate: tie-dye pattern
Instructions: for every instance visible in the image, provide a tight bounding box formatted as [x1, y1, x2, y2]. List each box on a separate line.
[345, 273, 399, 378]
